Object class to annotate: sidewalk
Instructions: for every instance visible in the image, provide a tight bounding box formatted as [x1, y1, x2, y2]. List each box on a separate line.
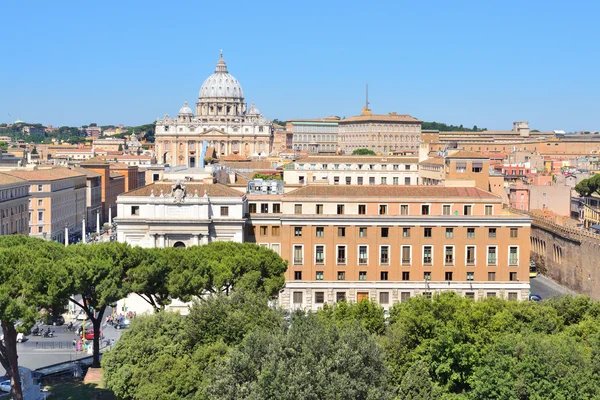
[537, 275, 577, 296]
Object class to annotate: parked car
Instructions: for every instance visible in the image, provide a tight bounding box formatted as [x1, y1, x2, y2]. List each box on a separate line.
[16, 333, 25, 343]
[50, 315, 65, 326]
[529, 293, 542, 302]
[82, 329, 102, 340]
[114, 319, 131, 329]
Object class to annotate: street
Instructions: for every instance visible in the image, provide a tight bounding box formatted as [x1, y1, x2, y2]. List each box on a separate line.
[530, 275, 576, 299]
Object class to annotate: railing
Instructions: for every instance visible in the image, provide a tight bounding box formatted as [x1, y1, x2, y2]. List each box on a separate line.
[359, 257, 368, 265]
[401, 258, 411, 266]
[315, 258, 324, 265]
[509, 258, 519, 266]
[423, 259, 432, 266]
[380, 258, 389, 265]
[466, 259, 475, 266]
[445, 258, 454, 266]
[488, 258, 497, 266]
[293, 258, 303, 265]
[337, 257, 346, 264]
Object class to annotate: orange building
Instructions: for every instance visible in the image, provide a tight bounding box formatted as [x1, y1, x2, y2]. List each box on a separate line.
[0, 173, 30, 235]
[246, 185, 531, 310]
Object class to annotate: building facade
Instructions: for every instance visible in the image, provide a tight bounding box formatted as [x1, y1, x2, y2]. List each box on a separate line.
[289, 117, 340, 154]
[0, 173, 29, 235]
[154, 53, 273, 166]
[4, 168, 86, 243]
[339, 107, 422, 155]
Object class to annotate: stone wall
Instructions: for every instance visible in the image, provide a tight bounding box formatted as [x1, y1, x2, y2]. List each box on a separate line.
[520, 209, 600, 299]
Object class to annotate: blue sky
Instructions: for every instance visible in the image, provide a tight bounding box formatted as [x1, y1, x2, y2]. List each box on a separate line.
[1, 0, 598, 131]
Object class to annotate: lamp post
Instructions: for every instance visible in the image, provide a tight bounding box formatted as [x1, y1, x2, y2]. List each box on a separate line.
[96, 211, 100, 235]
[82, 218, 86, 244]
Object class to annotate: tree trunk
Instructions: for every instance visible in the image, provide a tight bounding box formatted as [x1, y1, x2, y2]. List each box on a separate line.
[91, 306, 106, 368]
[1, 322, 23, 400]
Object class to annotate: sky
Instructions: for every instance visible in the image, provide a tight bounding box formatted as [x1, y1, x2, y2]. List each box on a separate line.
[1, 0, 598, 132]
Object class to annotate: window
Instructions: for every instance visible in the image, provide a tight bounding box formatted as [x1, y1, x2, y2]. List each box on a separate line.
[456, 161, 467, 173]
[443, 204, 451, 215]
[359, 271, 367, 281]
[315, 292, 325, 304]
[423, 292, 432, 299]
[393, 177, 399, 185]
[510, 272, 518, 281]
[38, 226, 43, 233]
[487, 247, 497, 265]
[294, 204, 302, 214]
[401, 292, 411, 302]
[316, 271, 324, 280]
[400, 204, 409, 215]
[315, 246, 325, 264]
[424, 271, 431, 281]
[336, 292, 346, 302]
[422, 228, 432, 238]
[467, 272, 474, 281]
[261, 203, 268, 213]
[487, 292, 497, 298]
[272, 203, 281, 213]
[488, 272, 496, 281]
[299, 176, 305, 184]
[358, 246, 368, 264]
[466, 246, 475, 265]
[293, 246, 303, 264]
[510, 228, 518, 238]
[369, 177, 375, 185]
[472, 162, 483, 173]
[508, 292, 518, 301]
[359, 227, 367, 238]
[271, 243, 280, 255]
[294, 227, 303, 237]
[380, 271, 389, 281]
[488, 228, 496, 238]
[381, 177, 387, 185]
[467, 228, 475, 239]
[131, 206, 139, 216]
[316, 227, 324, 237]
[421, 205, 430, 215]
[465, 292, 475, 299]
[294, 271, 302, 280]
[379, 292, 390, 304]
[316, 204, 324, 214]
[445, 228, 454, 238]
[293, 291, 303, 303]
[337, 271, 346, 281]
[37, 199, 42, 206]
[401, 246, 411, 265]
[333, 176, 340, 185]
[509, 246, 519, 265]
[217, 205, 228, 216]
[379, 204, 387, 215]
[445, 271, 453, 281]
[272, 226, 280, 236]
[358, 204, 366, 215]
[37, 184, 43, 191]
[423, 246, 433, 265]
[485, 205, 493, 216]
[380, 246, 390, 264]
[400, 227, 410, 238]
[402, 271, 410, 281]
[445, 246, 454, 265]
[463, 205, 472, 215]
[345, 177, 352, 185]
[357, 177, 363, 185]
[338, 227, 346, 237]
[405, 177, 411, 185]
[337, 204, 345, 215]
[381, 227, 389, 238]
[337, 246, 347, 264]
[260, 226, 268, 236]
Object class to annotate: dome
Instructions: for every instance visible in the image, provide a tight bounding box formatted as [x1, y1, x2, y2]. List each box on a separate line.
[199, 52, 244, 100]
[178, 101, 193, 116]
[247, 102, 260, 115]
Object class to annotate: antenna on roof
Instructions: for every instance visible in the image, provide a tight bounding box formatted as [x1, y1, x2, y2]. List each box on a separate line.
[365, 84, 369, 109]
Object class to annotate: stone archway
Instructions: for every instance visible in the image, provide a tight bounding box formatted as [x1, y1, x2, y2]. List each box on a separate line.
[173, 241, 186, 248]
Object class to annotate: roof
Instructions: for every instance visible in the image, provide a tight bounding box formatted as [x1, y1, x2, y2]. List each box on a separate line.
[446, 151, 489, 159]
[121, 182, 244, 198]
[80, 157, 109, 165]
[70, 167, 102, 178]
[220, 154, 248, 162]
[340, 112, 421, 124]
[110, 172, 124, 179]
[4, 168, 86, 182]
[286, 185, 498, 199]
[0, 172, 28, 185]
[419, 157, 445, 165]
[221, 161, 274, 169]
[109, 163, 132, 169]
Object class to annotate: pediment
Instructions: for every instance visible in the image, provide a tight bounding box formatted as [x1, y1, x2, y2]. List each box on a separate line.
[201, 128, 229, 136]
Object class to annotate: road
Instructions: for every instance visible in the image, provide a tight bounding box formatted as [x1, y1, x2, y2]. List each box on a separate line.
[530, 275, 576, 299]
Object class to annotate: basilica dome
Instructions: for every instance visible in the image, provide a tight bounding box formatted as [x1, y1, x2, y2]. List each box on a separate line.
[199, 53, 244, 100]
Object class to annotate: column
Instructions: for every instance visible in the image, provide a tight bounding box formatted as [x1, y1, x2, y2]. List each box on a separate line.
[192, 235, 199, 246]
[96, 211, 100, 234]
[64, 226, 69, 247]
[158, 234, 166, 248]
[202, 235, 209, 245]
[109, 207, 112, 225]
[82, 218, 86, 244]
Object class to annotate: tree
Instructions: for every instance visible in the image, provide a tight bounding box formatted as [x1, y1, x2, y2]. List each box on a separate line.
[30, 146, 37, 155]
[205, 314, 392, 400]
[64, 242, 143, 367]
[169, 242, 287, 300]
[352, 148, 376, 156]
[398, 360, 440, 400]
[317, 298, 386, 335]
[272, 119, 286, 126]
[0, 236, 69, 400]
[0, 141, 7, 151]
[575, 175, 600, 197]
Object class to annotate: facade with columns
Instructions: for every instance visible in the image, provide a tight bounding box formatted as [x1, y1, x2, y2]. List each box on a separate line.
[115, 181, 245, 247]
[154, 53, 273, 166]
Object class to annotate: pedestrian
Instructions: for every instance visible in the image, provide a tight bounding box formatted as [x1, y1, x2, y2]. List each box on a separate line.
[72, 339, 77, 351]
[77, 340, 82, 352]
[84, 342, 88, 352]
[111, 338, 115, 347]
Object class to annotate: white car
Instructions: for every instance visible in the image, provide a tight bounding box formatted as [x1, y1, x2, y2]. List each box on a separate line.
[16, 333, 24, 343]
[76, 312, 89, 321]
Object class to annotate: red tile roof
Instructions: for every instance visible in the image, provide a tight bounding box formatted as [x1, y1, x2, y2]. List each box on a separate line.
[286, 185, 497, 199]
[4, 168, 86, 181]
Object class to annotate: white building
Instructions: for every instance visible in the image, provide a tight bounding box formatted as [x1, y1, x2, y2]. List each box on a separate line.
[154, 52, 273, 166]
[115, 180, 246, 247]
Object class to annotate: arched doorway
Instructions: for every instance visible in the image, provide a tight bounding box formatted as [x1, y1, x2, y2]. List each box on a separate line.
[173, 241, 186, 248]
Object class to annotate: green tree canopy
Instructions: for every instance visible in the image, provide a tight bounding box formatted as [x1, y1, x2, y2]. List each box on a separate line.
[352, 148, 377, 155]
[575, 174, 600, 197]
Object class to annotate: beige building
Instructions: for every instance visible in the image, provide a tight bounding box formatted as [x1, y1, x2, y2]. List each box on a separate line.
[339, 107, 422, 155]
[154, 53, 273, 166]
[0, 173, 30, 235]
[289, 117, 340, 154]
[4, 168, 86, 242]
